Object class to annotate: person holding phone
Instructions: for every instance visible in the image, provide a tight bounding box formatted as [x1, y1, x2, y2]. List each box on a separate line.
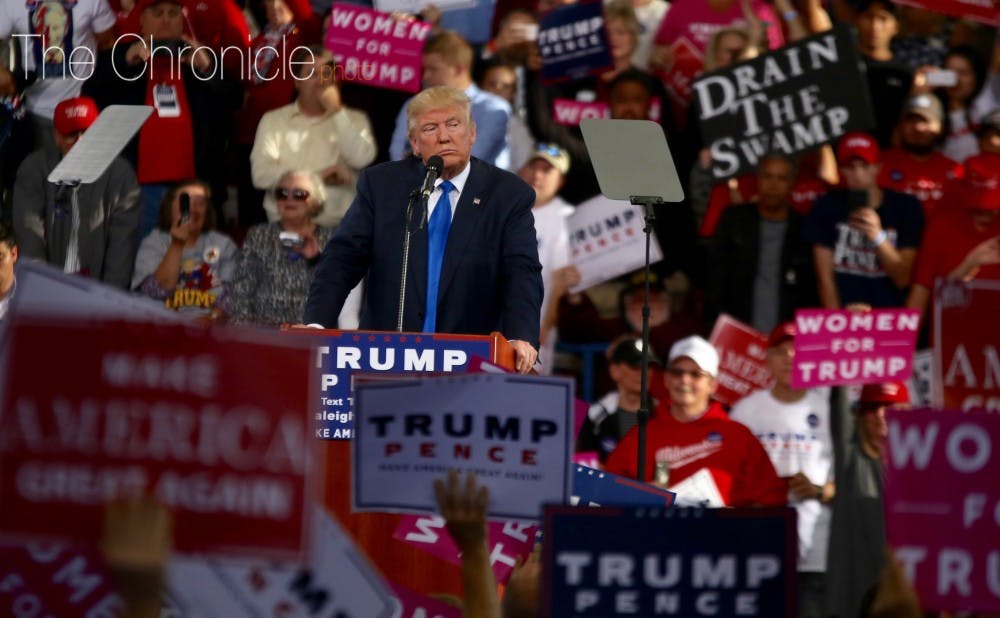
[804, 132, 924, 309]
[131, 179, 238, 320]
[230, 171, 332, 326]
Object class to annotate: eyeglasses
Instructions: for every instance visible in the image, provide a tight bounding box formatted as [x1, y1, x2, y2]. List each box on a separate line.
[665, 367, 711, 380]
[275, 187, 310, 201]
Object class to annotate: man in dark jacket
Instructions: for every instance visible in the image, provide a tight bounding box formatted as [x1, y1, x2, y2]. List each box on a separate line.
[83, 0, 240, 238]
[705, 153, 816, 333]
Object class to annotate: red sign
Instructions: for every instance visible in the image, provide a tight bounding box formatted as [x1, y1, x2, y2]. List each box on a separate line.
[934, 280, 1000, 411]
[884, 407, 1000, 612]
[0, 317, 316, 560]
[792, 308, 920, 388]
[708, 314, 772, 405]
[893, 0, 999, 25]
[325, 4, 433, 93]
[0, 544, 119, 618]
[393, 515, 537, 584]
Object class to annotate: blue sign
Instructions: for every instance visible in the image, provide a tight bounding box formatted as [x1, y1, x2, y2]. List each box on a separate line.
[572, 465, 675, 507]
[314, 332, 492, 439]
[538, 0, 612, 83]
[541, 506, 797, 617]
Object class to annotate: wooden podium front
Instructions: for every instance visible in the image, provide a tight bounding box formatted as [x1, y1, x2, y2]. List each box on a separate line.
[289, 329, 517, 596]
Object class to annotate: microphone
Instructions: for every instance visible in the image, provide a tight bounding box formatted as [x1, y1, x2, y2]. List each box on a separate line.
[419, 155, 444, 199]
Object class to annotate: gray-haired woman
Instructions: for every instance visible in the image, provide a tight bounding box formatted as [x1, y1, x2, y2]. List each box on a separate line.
[231, 170, 333, 325]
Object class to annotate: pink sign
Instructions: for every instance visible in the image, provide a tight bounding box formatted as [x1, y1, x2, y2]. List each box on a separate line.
[325, 4, 432, 93]
[708, 314, 772, 405]
[792, 308, 920, 388]
[893, 0, 998, 26]
[552, 98, 662, 126]
[393, 515, 537, 584]
[390, 582, 462, 618]
[884, 407, 1000, 612]
[0, 316, 316, 560]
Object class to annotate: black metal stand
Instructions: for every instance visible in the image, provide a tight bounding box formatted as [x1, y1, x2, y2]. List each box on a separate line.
[396, 189, 427, 332]
[630, 195, 662, 483]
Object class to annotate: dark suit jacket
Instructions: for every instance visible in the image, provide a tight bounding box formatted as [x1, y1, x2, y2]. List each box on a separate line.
[304, 157, 544, 347]
[704, 203, 817, 330]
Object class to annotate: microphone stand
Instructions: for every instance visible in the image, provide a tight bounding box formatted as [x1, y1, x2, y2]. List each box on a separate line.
[397, 188, 429, 332]
[630, 195, 661, 483]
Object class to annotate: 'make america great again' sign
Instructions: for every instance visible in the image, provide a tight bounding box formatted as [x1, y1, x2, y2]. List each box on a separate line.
[693, 26, 874, 180]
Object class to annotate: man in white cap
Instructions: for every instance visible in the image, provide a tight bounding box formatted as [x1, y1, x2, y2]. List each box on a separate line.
[606, 335, 787, 507]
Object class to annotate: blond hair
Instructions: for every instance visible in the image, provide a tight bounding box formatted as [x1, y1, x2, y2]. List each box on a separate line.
[422, 30, 473, 71]
[278, 170, 327, 218]
[406, 86, 474, 137]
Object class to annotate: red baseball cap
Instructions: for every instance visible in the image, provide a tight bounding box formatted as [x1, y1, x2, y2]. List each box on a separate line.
[959, 152, 1000, 211]
[837, 132, 881, 166]
[859, 381, 910, 406]
[767, 322, 796, 348]
[53, 97, 98, 136]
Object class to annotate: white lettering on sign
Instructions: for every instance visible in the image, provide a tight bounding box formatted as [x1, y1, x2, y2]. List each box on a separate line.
[102, 353, 218, 397]
[889, 420, 992, 474]
[6, 397, 306, 475]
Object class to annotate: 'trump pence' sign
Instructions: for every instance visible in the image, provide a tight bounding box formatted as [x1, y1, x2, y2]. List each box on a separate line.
[693, 26, 874, 179]
[353, 374, 574, 520]
[792, 308, 920, 388]
[541, 506, 796, 617]
[884, 408, 1000, 612]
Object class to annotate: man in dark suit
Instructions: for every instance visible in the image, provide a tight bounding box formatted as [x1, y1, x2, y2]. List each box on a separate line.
[705, 154, 817, 333]
[304, 86, 543, 373]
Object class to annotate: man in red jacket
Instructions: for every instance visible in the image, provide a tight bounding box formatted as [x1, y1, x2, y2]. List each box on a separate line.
[606, 335, 787, 507]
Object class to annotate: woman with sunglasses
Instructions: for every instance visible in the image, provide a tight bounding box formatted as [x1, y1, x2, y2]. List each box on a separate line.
[131, 179, 238, 321]
[231, 171, 333, 326]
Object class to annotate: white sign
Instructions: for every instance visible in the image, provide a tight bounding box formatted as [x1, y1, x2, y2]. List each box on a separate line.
[373, 0, 475, 14]
[167, 507, 398, 617]
[567, 196, 663, 293]
[352, 374, 575, 520]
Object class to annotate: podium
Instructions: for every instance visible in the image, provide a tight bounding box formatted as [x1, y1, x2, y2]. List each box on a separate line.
[285, 328, 518, 595]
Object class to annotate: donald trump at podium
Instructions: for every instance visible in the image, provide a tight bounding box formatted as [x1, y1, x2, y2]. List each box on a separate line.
[304, 86, 543, 373]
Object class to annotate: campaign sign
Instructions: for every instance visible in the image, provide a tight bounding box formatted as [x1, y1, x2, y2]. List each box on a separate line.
[541, 506, 796, 617]
[568, 196, 663, 293]
[353, 373, 574, 520]
[325, 3, 433, 93]
[792, 308, 920, 388]
[0, 544, 120, 618]
[933, 279, 1000, 411]
[553, 98, 662, 126]
[893, 0, 998, 26]
[572, 465, 675, 507]
[709, 315, 772, 405]
[538, 1, 612, 84]
[393, 516, 537, 584]
[313, 331, 492, 439]
[884, 407, 1000, 612]
[693, 26, 874, 179]
[0, 316, 315, 560]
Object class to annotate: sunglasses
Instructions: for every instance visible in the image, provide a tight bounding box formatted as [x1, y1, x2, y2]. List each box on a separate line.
[665, 367, 711, 380]
[275, 187, 310, 201]
[535, 142, 563, 156]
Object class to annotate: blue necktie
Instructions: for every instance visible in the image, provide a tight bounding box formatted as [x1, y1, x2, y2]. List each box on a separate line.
[423, 180, 454, 332]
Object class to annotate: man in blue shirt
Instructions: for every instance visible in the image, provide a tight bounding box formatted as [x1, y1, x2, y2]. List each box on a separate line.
[390, 30, 510, 168]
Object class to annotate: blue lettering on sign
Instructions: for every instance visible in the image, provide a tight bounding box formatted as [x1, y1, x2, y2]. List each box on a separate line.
[314, 333, 492, 440]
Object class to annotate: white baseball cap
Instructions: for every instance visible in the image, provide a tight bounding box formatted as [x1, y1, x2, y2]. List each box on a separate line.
[667, 336, 719, 377]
